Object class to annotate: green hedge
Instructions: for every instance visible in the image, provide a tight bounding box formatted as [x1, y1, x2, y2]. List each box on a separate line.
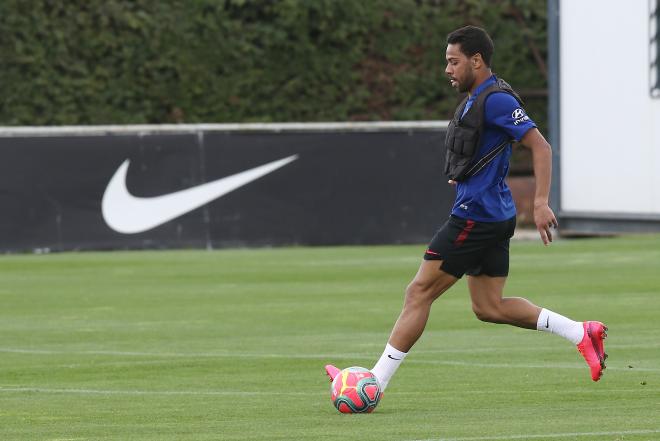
[0, 0, 547, 133]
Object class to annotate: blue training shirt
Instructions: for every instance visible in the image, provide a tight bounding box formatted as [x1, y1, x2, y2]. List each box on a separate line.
[451, 75, 537, 222]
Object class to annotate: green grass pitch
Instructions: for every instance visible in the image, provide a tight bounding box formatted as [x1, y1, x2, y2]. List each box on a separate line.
[1, 235, 659, 440]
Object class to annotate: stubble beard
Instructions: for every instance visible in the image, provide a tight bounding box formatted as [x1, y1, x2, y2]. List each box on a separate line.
[458, 70, 475, 93]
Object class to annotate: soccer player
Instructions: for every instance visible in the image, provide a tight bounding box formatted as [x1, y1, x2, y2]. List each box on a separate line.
[325, 26, 607, 392]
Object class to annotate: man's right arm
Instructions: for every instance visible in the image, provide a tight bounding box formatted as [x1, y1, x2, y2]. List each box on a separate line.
[520, 127, 558, 245]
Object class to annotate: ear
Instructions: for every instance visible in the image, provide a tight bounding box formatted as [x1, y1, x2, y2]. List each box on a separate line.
[470, 53, 484, 69]
[471, 53, 483, 69]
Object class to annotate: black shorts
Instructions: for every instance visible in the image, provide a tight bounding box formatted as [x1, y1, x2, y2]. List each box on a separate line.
[423, 215, 516, 278]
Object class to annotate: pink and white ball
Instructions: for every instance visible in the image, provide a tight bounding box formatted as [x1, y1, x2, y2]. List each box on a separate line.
[330, 367, 382, 413]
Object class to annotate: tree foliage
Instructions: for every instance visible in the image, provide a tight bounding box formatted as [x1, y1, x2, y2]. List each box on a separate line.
[0, 0, 548, 129]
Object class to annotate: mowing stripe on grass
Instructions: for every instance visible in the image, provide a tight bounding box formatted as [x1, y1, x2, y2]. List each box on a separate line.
[0, 387, 311, 396]
[0, 386, 650, 398]
[409, 428, 660, 441]
[409, 359, 660, 372]
[2, 347, 658, 372]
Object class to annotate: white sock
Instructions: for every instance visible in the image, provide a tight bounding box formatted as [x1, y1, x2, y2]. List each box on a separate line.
[537, 308, 584, 344]
[371, 343, 407, 391]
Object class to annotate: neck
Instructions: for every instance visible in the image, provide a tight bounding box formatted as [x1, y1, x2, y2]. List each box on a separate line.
[468, 70, 493, 95]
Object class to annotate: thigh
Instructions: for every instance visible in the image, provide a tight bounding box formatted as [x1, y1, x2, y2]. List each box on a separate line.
[409, 259, 460, 300]
[467, 274, 507, 309]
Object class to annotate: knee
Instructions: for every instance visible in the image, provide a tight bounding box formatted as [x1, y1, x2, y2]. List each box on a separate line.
[404, 280, 436, 306]
[472, 302, 502, 323]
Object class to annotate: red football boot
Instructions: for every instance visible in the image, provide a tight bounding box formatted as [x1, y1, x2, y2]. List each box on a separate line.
[324, 364, 341, 382]
[576, 321, 608, 381]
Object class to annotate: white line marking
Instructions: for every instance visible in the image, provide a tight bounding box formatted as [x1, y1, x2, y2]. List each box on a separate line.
[0, 121, 449, 137]
[413, 341, 660, 353]
[407, 359, 660, 372]
[0, 386, 650, 400]
[407, 429, 660, 441]
[0, 347, 375, 359]
[0, 386, 312, 397]
[2, 347, 659, 372]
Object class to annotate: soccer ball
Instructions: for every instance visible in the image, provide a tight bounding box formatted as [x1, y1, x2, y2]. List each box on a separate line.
[330, 366, 382, 413]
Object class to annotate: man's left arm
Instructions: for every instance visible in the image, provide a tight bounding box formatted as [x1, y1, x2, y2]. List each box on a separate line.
[520, 128, 559, 245]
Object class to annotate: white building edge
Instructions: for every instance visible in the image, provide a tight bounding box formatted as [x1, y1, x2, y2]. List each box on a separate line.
[549, 0, 660, 233]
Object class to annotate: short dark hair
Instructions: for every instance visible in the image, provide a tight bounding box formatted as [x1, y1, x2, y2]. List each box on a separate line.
[447, 26, 494, 67]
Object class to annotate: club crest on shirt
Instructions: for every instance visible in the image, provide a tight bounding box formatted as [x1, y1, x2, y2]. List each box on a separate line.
[511, 108, 530, 126]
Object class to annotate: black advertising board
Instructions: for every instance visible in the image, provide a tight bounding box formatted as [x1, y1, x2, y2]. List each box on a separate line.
[0, 123, 453, 252]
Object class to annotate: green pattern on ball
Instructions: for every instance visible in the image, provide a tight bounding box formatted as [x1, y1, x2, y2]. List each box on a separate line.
[334, 395, 364, 413]
[334, 373, 381, 413]
[356, 377, 381, 407]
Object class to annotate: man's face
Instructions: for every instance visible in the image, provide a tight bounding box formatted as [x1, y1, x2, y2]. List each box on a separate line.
[445, 43, 476, 93]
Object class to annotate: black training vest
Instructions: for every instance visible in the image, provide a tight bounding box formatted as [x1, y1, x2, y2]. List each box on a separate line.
[444, 77, 523, 181]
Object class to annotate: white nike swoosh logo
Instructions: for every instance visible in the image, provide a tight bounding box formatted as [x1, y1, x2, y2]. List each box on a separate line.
[102, 155, 298, 234]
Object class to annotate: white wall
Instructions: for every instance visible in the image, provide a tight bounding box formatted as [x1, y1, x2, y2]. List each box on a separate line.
[560, 0, 660, 215]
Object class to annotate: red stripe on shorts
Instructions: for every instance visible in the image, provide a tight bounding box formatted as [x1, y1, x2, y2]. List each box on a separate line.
[454, 220, 476, 247]
[425, 249, 441, 256]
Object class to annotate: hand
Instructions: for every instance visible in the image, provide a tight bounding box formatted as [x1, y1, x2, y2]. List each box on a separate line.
[534, 202, 558, 245]
[448, 180, 457, 186]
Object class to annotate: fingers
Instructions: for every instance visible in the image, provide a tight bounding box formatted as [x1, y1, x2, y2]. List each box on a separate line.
[549, 215, 559, 229]
[534, 205, 558, 245]
[538, 222, 556, 245]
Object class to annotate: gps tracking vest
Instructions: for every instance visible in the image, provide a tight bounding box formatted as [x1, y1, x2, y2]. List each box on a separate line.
[444, 77, 523, 181]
